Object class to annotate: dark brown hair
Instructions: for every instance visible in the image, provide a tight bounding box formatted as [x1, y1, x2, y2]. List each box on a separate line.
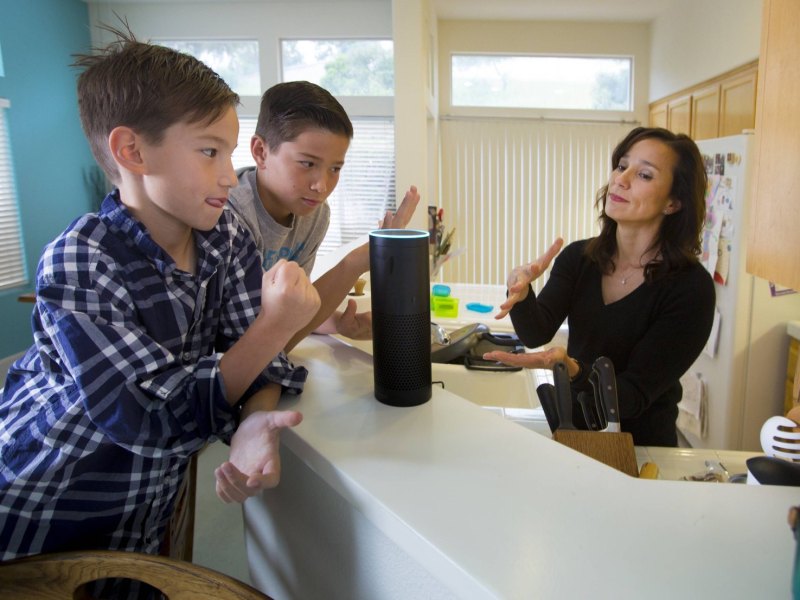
[585, 126, 707, 280]
[255, 81, 353, 150]
[73, 25, 239, 183]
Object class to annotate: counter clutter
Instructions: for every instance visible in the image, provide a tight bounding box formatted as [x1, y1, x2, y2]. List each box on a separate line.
[243, 334, 798, 600]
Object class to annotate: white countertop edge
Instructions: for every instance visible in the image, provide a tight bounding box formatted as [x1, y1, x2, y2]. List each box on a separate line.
[274, 335, 798, 599]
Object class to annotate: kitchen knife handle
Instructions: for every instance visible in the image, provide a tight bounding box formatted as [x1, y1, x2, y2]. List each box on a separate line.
[536, 383, 560, 433]
[553, 361, 575, 429]
[577, 391, 601, 431]
[591, 356, 621, 433]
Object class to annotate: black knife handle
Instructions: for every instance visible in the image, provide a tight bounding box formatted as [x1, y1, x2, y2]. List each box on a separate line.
[591, 356, 620, 432]
[536, 383, 560, 433]
[552, 361, 575, 429]
[577, 391, 601, 431]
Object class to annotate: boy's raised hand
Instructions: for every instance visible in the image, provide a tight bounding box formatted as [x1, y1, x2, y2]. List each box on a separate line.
[495, 238, 564, 319]
[261, 259, 321, 338]
[380, 185, 420, 230]
[335, 298, 372, 339]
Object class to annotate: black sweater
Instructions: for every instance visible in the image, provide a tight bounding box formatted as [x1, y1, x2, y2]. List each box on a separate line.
[510, 240, 715, 446]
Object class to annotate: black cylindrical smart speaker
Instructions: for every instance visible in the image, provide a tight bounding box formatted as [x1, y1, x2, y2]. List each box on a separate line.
[369, 229, 432, 407]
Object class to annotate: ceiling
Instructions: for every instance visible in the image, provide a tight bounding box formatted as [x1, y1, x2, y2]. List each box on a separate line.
[431, 0, 676, 22]
[90, 0, 676, 23]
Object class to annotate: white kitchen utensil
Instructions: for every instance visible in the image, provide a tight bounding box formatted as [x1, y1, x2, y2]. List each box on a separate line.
[760, 415, 800, 462]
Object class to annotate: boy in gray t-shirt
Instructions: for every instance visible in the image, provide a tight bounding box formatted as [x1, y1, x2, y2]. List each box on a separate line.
[228, 81, 419, 352]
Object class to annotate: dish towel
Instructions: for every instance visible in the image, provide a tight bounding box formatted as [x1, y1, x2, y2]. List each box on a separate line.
[677, 371, 707, 439]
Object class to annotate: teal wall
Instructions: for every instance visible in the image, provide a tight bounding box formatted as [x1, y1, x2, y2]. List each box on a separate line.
[0, 0, 94, 358]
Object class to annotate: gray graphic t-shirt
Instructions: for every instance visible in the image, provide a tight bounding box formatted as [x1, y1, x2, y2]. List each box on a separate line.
[228, 167, 330, 276]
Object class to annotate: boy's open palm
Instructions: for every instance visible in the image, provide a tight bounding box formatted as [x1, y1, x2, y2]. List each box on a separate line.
[380, 185, 420, 230]
[261, 259, 321, 336]
[215, 409, 303, 503]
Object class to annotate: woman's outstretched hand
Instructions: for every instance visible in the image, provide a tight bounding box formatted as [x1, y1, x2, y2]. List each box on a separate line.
[495, 238, 564, 319]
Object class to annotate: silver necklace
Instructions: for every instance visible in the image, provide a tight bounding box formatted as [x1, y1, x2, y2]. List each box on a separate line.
[618, 267, 639, 285]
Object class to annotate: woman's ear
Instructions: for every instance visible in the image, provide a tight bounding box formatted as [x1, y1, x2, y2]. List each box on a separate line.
[663, 199, 682, 215]
[108, 126, 145, 176]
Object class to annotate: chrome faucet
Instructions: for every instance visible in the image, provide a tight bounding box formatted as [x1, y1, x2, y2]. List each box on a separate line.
[431, 322, 451, 346]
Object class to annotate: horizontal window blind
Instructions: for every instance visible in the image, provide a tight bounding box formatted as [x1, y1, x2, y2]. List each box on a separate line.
[438, 118, 634, 290]
[0, 100, 27, 291]
[232, 116, 396, 257]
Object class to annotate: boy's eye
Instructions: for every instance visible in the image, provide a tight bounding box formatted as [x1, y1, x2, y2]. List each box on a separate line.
[331, 166, 342, 174]
[299, 160, 314, 168]
[202, 148, 218, 158]
[639, 172, 653, 180]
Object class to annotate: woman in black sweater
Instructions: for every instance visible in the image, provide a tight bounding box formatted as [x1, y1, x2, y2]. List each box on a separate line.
[484, 127, 715, 446]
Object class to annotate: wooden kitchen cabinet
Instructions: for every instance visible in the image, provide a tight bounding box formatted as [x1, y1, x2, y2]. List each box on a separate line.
[746, 0, 800, 291]
[785, 337, 799, 413]
[666, 94, 691, 136]
[648, 101, 667, 130]
[719, 70, 757, 137]
[691, 84, 721, 140]
[648, 61, 757, 141]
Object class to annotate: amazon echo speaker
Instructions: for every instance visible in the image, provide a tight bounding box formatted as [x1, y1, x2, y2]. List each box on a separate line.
[370, 229, 432, 407]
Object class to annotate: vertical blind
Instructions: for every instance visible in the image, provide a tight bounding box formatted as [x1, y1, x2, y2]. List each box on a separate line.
[438, 118, 635, 291]
[0, 99, 27, 291]
[232, 116, 396, 257]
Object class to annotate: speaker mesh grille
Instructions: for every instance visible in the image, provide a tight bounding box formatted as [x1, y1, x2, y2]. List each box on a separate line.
[373, 311, 431, 391]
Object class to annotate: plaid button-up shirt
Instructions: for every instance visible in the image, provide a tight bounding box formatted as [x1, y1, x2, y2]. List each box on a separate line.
[0, 190, 306, 561]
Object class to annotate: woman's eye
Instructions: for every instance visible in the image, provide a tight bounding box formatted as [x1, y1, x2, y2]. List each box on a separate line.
[202, 148, 218, 158]
[639, 172, 653, 180]
[299, 161, 314, 168]
[331, 166, 342, 174]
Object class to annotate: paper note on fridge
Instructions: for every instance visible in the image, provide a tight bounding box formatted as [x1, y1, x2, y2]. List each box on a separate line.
[703, 307, 721, 359]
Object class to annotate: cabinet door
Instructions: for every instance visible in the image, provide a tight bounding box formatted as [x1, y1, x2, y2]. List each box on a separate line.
[649, 100, 668, 129]
[690, 84, 721, 140]
[667, 95, 691, 136]
[719, 70, 757, 137]
[747, 0, 800, 290]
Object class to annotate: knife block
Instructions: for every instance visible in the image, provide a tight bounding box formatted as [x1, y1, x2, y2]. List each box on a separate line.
[553, 430, 639, 477]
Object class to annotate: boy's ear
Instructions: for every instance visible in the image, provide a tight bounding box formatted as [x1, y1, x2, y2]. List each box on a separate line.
[251, 134, 270, 168]
[108, 126, 146, 175]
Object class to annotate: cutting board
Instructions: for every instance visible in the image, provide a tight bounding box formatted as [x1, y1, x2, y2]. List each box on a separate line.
[553, 430, 639, 477]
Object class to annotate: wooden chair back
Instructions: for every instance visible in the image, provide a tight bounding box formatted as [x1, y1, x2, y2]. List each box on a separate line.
[0, 550, 272, 600]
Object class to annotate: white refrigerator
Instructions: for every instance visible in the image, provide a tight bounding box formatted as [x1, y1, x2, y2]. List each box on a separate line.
[678, 133, 800, 451]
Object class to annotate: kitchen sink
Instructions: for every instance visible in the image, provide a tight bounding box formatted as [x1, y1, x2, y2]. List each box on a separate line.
[431, 362, 537, 409]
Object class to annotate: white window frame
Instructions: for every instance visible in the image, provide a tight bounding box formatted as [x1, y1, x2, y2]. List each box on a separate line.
[0, 99, 28, 291]
[447, 52, 636, 123]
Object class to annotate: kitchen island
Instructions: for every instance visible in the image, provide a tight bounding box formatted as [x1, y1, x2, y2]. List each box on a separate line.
[243, 334, 797, 599]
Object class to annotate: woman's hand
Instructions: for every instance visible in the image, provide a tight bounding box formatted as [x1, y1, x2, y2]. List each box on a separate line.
[495, 238, 564, 319]
[214, 409, 303, 503]
[483, 345, 580, 379]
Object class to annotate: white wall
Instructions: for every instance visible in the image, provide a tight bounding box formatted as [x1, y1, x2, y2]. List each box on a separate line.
[649, 0, 761, 100]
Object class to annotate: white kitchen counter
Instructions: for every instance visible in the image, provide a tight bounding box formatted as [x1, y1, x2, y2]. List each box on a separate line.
[243, 335, 798, 600]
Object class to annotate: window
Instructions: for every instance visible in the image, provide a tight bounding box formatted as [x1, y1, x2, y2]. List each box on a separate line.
[157, 40, 261, 96]
[232, 116, 396, 257]
[281, 39, 394, 96]
[0, 99, 27, 290]
[452, 54, 632, 111]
